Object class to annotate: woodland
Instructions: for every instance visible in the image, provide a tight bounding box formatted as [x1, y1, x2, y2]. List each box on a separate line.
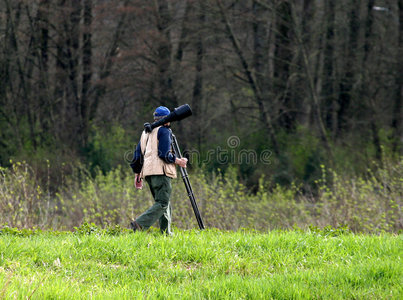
[0, 0, 402, 230]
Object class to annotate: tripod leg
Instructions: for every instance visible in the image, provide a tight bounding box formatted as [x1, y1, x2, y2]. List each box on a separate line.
[171, 133, 205, 230]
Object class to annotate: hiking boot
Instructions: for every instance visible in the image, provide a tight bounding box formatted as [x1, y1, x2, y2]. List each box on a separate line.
[130, 220, 142, 233]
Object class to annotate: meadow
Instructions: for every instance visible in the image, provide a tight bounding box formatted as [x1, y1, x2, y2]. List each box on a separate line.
[0, 159, 401, 298]
[0, 227, 402, 299]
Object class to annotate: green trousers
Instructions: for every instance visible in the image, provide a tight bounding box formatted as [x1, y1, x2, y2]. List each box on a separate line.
[135, 175, 172, 235]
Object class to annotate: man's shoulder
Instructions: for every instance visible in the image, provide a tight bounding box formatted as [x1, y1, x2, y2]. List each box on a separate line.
[157, 126, 171, 137]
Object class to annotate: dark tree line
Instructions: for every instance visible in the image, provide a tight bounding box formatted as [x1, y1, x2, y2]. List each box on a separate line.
[1, 0, 402, 186]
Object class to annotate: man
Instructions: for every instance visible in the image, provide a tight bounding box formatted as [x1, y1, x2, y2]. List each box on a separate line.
[130, 106, 187, 235]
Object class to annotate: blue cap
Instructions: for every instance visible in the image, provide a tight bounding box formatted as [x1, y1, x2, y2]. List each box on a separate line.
[153, 106, 170, 117]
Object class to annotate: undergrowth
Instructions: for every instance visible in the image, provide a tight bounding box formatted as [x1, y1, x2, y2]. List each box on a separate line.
[0, 158, 402, 232]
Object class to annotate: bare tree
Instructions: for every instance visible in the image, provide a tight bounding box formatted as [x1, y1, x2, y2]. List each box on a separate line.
[216, 0, 279, 154]
[393, 0, 403, 153]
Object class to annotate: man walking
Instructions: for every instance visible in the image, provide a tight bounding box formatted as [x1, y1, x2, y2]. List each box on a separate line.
[130, 106, 187, 235]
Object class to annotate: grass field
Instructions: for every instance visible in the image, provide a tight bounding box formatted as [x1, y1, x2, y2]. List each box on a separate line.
[0, 228, 402, 299]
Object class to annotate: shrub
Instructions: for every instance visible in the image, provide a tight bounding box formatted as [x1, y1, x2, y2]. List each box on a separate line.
[0, 158, 401, 233]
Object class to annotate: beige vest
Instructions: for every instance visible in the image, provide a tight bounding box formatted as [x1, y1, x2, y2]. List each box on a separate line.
[140, 126, 177, 179]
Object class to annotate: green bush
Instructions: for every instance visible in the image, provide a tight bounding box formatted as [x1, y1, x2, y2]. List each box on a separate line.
[0, 158, 401, 233]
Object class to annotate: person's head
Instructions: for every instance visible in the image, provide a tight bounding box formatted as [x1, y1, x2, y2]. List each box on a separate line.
[153, 106, 170, 122]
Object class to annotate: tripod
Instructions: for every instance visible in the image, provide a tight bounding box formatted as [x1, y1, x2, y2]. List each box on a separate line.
[171, 133, 205, 230]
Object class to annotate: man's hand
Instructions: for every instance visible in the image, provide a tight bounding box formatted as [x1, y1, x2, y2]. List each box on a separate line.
[175, 157, 188, 168]
[134, 174, 143, 190]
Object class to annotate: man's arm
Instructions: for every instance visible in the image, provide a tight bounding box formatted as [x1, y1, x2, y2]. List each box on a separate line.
[157, 127, 176, 163]
[158, 127, 187, 167]
[130, 141, 143, 173]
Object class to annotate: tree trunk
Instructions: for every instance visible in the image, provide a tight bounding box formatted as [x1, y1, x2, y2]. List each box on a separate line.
[337, 0, 361, 136]
[361, 0, 382, 160]
[392, 0, 403, 153]
[54, 0, 69, 144]
[274, 1, 293, 130]
[36, 0, 51, 143]
[323, 0, 338, 138]
[5, 0, 37, 150]
[80, 0, 92, 148]
[252, 0, 267, 91]
[68, 0, 82, 144]
[91, 0, 131, 121]
[191, 0, 205, 152]
[155, 0, 178, 108]
[216, 0, 279, 155]
[174, 0, 189, 63]
[2, 0, 25, 150]
[291, 2, 333, 159]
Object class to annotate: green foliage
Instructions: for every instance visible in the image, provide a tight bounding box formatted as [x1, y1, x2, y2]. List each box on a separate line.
[293, 224, 352, 237]
[0, 224, 42, 237]
[287, 126, 323, 183]
[0, 158, 402, 233]
[0, 230, 401, 299]
[313, 158, 403, 233]
[73, 222, 100, 235]
[84, 124, 130, 174]
[73, 222, 129, 236]
[0, 161, 53, 228]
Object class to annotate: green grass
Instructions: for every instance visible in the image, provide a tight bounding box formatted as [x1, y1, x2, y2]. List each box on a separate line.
[0, 229, 402, 299]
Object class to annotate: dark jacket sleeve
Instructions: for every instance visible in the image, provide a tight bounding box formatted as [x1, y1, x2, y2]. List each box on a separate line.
[130, 141, 143, 173]
[157, 127, 176, 164]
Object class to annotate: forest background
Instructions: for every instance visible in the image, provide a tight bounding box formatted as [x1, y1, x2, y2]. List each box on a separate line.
[0, 0, 402, 232]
